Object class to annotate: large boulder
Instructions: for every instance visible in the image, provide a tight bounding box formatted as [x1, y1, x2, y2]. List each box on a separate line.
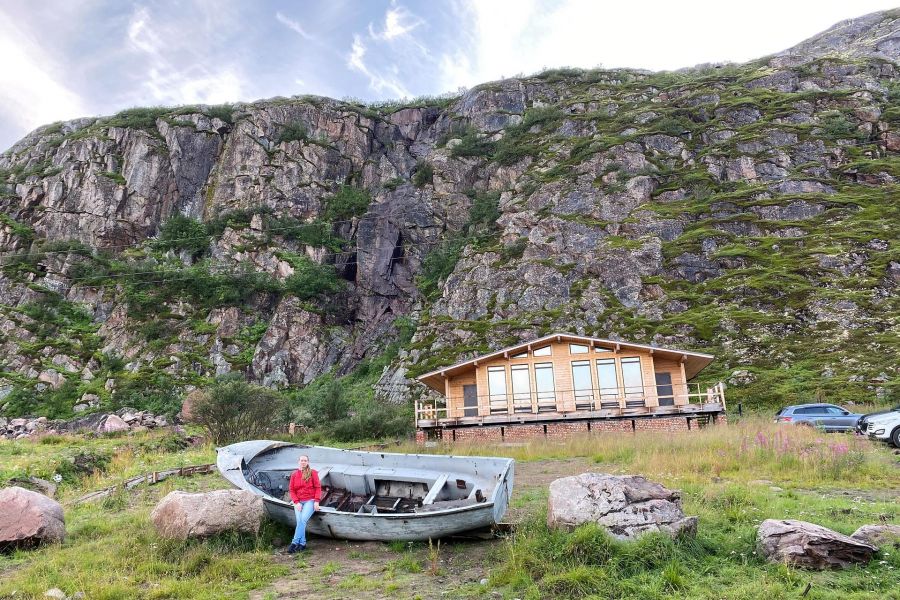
[0, 486, 66, 548]
[547, 473, 697, 540]
[150, 489, 265, 540]
[851, 524, 900, 547]
[98, 414, 129, 433]
[757, 519, 877, 569]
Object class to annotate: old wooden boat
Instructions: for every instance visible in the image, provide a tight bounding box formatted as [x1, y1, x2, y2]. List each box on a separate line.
[216, 440, 515, 541]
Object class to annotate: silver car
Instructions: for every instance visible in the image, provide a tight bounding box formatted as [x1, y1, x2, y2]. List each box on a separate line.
[774, 403, 862, 432]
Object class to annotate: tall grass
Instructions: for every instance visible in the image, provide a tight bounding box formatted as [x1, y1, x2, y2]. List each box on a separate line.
[404, 416, 899, 488]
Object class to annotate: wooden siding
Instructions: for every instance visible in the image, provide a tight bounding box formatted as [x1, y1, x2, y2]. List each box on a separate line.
[442, 340, 695, 417]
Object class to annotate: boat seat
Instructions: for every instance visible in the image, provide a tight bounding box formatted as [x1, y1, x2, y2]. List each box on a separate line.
[422, 473, 449, 505]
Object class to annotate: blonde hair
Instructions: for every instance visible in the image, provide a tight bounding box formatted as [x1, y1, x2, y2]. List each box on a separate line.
[299, 455, 312, 481]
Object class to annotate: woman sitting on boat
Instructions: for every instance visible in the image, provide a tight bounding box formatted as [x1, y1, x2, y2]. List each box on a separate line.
[287, 454, 321, 553]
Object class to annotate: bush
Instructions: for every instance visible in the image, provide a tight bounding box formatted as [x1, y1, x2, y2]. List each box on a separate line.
[110, 373, 182, 416]
[321, 186, 371, 221]
[283, 257, 345, 301]
[449, 129, 496, 158]
[191, 377, 288, 444]
[820, 112, 861, 140]
[105, 107, 171, 131]
[154, 214, 210, 257]
[276, 121, 308, 145]
[412, 162, 434, 188]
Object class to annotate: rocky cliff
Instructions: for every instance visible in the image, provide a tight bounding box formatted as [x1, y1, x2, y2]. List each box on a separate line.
[1, 10, 898, 418]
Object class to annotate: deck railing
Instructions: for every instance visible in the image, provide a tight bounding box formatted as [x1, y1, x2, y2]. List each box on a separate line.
[415, 382, 726, 425]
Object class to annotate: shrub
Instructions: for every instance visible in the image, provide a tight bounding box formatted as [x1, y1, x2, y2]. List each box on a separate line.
[191, 377, 288, 444]
[154, 214, 210, 257]
[412, 162, 434, 188]
[276, 121, 309, 145]
[110, 373, 182, 416]
[449, 129, 496, 158]
[203, 103, 235, 124]
[105, 107, 171, 131]
[417, 239, 464, 299]
[820, 112, 861, 140]
[321, 186, 371, 221]
[283, 257, 345, 301]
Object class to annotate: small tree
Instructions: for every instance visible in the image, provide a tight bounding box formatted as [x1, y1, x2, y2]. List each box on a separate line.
[191, 378, 287, 444]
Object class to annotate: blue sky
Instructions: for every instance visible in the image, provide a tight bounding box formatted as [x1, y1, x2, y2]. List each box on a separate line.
[1, 0, 897, 151]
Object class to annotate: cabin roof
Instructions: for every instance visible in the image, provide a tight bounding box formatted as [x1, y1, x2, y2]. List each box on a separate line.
[416, 332, 715, 394]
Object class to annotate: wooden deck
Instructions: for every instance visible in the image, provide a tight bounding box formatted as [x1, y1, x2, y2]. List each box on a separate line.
[416, 401, 725, 429]
[415, 382, 725, 429]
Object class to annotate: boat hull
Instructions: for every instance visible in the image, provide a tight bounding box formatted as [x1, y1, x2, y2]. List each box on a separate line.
[216, 440, 514, 541]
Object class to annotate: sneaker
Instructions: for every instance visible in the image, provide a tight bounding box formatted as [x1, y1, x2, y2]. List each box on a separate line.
[298, 544, 307, 552]
[286, 543, 298, 554]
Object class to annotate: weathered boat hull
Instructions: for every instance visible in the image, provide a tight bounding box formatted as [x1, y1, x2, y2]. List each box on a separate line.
[216, 440, 514, 541]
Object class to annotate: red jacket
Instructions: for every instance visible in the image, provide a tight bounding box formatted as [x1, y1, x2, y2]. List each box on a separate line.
[289, 469, 321, 503]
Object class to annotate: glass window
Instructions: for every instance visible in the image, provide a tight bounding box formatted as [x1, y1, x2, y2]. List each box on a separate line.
[620, 357, 644, 398]
[595, 346, 613, 353]
[510, 351, 528, 359]
[533, 345, 552, 357]
[511, 365, 531, 412]
[571, 361, 593, 407]
[569, 344, 589, 354]
[534, 363, 556, 406]
[595, 358, 620, 402]
[488, 367, 507, 412]
[823, 406, 845, 415]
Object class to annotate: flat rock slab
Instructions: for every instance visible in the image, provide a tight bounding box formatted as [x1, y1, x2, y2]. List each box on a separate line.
[151, 489, 264, 540]
[547, 473, 697, 540]
[0, 486, 65, 548]
[757, 519, 877, 569]
[852, 524, 900, 547]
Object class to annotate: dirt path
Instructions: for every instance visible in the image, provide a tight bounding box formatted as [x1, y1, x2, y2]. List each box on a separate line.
[251, 458, 594, 600]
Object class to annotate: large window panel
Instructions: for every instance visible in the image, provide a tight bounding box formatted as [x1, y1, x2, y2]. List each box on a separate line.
[572, 360, 593, 409]
[620, 357, 645, 406]
[510, 364, 532, 413]
[488, 366, 508, 413]
[595, 358, 620, 407]
[534, 363, 556, 411]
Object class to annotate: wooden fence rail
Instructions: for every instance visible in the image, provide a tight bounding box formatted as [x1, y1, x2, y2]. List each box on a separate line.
[67, 463, 216, 506]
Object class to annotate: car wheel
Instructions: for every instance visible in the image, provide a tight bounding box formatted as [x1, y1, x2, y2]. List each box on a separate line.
[891, 427, 900, 448]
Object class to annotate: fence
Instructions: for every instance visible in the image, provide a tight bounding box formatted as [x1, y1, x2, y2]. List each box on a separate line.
[415, 382, 725, 425]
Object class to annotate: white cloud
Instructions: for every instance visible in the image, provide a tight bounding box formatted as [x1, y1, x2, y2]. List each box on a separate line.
[444, 0, 900, 89]
[123, 5, 245, 106]
[346, 34, 412, 97]
[368, 5, 423, 41]
[276, 11, 315, 40]
[0, 9, 88, 138]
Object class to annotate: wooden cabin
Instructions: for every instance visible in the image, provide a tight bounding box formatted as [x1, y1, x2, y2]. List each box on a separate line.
[414, 333, 725, 443]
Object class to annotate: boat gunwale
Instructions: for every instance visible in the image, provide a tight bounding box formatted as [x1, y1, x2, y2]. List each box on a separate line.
[216, 441, 514, 521]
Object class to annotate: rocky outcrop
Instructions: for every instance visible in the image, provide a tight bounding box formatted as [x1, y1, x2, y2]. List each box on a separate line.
[757, 519, 878, 569]
[1, 10, 899, 418]
[546, 473, 698, 540]
[0, 486, 65, 548]
[2, 408, 169, 439]
[851, 524, 900, 547]
[150, 489, 265, 540]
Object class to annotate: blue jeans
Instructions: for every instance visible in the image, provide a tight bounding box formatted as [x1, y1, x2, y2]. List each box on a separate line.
[292, 500, 315, 546]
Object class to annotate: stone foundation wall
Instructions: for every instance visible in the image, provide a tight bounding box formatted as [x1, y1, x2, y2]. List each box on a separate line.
[417, 414, 723, 444]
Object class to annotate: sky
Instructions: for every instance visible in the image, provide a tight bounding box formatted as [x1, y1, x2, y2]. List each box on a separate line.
[1, 0, 897, 151]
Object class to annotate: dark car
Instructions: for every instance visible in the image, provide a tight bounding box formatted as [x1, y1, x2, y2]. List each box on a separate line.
[774, 403, 862, 432]
[856, 405, 900, 435]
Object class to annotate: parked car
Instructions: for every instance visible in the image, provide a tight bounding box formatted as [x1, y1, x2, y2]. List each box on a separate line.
[861, 407, 900, 447]
[856, 405, 900, 435]
[774, 404, 862, 432]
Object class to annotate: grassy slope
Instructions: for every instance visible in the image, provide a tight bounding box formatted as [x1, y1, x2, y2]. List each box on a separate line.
[1, 419, 898, 599]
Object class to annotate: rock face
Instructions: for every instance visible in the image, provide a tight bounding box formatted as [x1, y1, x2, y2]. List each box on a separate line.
[0, 486, 65, 548]
[851, 523, 900, 546]
[1, 10, 900, 417]
[150, 489, 265, 540]
[757, 519, 877, 569]
[546, 473, 698, 540]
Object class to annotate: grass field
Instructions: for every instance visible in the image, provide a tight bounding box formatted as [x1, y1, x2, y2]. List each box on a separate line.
[1, 415, 898, 599]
